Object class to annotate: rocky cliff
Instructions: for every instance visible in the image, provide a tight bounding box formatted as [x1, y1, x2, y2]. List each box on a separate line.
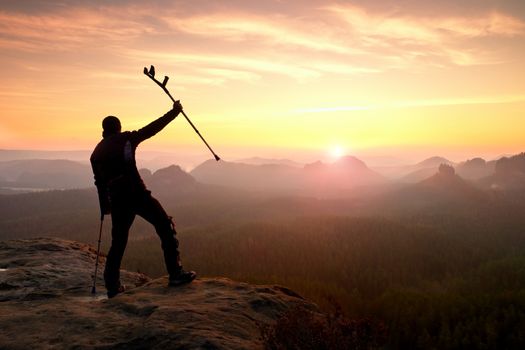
[0, 238, 318, 349]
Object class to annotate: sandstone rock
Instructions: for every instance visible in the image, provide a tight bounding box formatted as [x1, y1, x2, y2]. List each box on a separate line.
[0, 238, 318, 349]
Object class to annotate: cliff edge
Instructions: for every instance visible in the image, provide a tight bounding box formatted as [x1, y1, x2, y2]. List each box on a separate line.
[0, 238, 318, 349]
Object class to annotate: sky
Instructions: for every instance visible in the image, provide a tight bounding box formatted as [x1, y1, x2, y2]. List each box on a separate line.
[0, 0, 524, 166]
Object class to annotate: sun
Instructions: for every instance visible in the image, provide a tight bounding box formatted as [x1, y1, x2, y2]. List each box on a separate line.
[329, 145, 345, 159]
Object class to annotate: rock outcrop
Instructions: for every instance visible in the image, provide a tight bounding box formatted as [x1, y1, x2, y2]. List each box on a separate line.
[0, 238, 318, 349]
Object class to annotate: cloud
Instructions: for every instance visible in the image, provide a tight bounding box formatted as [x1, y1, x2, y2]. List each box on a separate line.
[0, 1, 523, 87]
[324, 4, 525, 66]
[164, 12, 362, 55]
[202, 68, 261, 83]
[0, 6, 156, 52]
[439, 12, 525, 37]
[125, 50, 322, 81]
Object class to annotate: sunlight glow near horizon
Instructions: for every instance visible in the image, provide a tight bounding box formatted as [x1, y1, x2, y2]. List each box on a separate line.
[0, 1, 524, 163]
[329, 145, 345, 159]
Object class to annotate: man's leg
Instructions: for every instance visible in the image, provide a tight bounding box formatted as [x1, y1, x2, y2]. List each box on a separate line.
[136, 193, 183, 277]
[104, 204, 134, 296]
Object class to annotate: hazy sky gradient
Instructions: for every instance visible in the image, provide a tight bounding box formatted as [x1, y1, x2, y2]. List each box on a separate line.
[1, 0, 524, 164]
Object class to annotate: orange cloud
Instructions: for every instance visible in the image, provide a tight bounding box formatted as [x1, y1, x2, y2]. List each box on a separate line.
[164, 13, 361, 55]
[325, 4, 525, 66]
[0, 7, 155, 52]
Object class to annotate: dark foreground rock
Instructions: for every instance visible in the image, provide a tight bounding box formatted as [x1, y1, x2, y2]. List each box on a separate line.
[0, 238, 318, 350]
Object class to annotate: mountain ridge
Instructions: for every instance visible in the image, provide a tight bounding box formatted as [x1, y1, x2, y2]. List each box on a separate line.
[1, 152, 524, 194]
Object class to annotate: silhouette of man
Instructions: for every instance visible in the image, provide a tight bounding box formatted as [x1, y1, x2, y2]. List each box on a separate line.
[90, 102, 196, 298]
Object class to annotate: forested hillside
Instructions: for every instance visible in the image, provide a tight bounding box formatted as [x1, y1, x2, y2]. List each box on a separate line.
[1, 167, 525, 348]
[121, 213, 525, 349]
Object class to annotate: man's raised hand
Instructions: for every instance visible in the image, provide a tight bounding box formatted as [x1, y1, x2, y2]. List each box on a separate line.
[173, 100, 183, 116]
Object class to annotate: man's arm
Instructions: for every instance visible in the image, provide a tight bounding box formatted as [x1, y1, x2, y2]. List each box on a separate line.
[131, 101, 183, 146]
[90, 159, 111, 218]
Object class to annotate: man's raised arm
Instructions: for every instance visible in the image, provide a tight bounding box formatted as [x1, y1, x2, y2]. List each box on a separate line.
[132, 101, 183, 145]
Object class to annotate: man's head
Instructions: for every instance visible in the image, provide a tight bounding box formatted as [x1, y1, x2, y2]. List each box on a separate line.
[102, 116, 121, 138]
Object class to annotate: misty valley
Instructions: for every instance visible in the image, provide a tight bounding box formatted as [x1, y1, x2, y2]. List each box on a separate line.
[1, 152, 525, 349]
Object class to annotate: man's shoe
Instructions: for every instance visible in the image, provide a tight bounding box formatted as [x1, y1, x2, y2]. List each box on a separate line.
[169, 269, 197, 286]
[107, 284, 126, 299]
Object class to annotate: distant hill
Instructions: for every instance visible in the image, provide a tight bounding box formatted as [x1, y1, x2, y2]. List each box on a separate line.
[420, 164, 471, 188]
[416, 164, 486, 201]
[378, 164, 487, 215]
[480, 152, 525, 190]
[495, 153, 525, 174]
[303, 156, 385, 193]
[191, 159, 303, 192]
[400, 157, 456, 183]
[416, 156, 454, 168]
[0, 159, 92, 190]
[374, 156, 455, 181]
[0, 159, 200, 195]
[455, 158, 496, 180]
[0, 149, 90, 162]
[191, 155, 385, 195]
[399, 167, 440, 183]
[0, 149, 197, 172]
[144, 165, 197, 193]
[235, 157, 303, 167]
[2, 152, 521, 197]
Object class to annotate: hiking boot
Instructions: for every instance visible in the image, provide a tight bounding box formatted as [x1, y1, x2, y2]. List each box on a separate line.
[169, 269, 197, 286]
[107, 284, 126, 299]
